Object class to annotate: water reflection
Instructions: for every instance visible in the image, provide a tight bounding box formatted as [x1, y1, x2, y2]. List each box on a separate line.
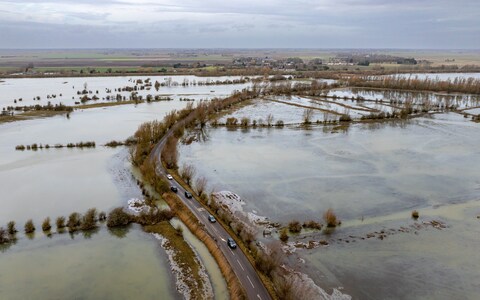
[0, 227, 177, 300]
[107, 225, 131, 239]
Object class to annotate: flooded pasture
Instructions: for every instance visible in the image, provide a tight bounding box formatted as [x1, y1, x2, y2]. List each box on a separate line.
[0, 226, 179, 300]
[0, 75, 252, 109]
[0, 75, 238, 299]
[179, 105, 480, 298]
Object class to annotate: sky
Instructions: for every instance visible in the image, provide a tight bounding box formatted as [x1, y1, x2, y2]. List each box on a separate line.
[0, 0, 479, 49]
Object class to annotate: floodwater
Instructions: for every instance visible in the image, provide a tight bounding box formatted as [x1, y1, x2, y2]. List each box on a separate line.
[0, 75, 252, 108]
[0, 76, 240, 300]
[393, 72, 480, 81]
[0, 226, 179, 300]
[179, 110, 480, 299]
[180, 113, 480, 221]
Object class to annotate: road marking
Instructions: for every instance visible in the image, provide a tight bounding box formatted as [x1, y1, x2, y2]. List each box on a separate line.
[212, 227, 219, 234]
[247, 275, 255, 289]
[237, 259, 245, 271]
[220, 237, 226, 242]
[229, 248, 235, 256]
[257, 294, 262, 300]
[197, 207, 205, 212]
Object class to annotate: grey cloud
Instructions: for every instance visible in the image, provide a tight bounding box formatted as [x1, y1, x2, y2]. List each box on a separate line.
[0, 0, 479, 48]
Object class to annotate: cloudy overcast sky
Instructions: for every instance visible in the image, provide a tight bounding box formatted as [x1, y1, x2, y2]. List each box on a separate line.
[0, 0, 479, 49]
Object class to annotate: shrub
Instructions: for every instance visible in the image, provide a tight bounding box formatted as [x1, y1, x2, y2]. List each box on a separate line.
[288, 220, 302, 233]
[225, 117, 238, 126]
[7, 221, 17, 235]
[25, 219, 35, 233]
[175, 225, 183, 237]
[275, 120, 284, 127]
[303, 220, 323, 230]
[135, 208, 174, 225]
[0, 227, 9, 244]
[56, 216, 66, 229]
[255, 248, 280, 277]
[98, 211, 107, 221]
[42, 217, 52, 232]
[81, 208, 97, 230]
[107, 207, 132, 227]
[279, 228, 289, 242]
[339, 114, 352, 122]
[67, 212, 82, 232]
[412, 210, 419, 219]
[323, 209, 338, 227]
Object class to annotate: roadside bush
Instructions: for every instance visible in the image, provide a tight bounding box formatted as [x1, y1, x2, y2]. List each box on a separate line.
[107, 207, 132, 227]
[135, 208, 174, 225]
[56, 216, 66, 229]
[323, 209, 338, 228]
[175, 225, 183, 237]
[24, 219, 35, 233]
[7, 221, 17, 235]
[42, 217, 52, 232]
[275, 120, 284, 127]
[255, 248, 281, 278]
[288, 220, 302, 233]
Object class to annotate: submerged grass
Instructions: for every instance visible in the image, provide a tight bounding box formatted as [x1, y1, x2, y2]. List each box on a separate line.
[144, 221, 207, 299]
[0, 110, 68, 124]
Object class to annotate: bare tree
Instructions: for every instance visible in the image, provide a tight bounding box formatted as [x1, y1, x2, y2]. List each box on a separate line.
[266, 114, 274, 126]
[303, 108, 314, 124]
[180, 163, 196, 186]
[161, 136, 178, 169]
[195, 176, 208, 196]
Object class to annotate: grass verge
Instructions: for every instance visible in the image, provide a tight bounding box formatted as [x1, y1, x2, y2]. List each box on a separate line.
[144, 221, 207, 299]
[167, 170, 278, 300]
[162, 192, 247, 300]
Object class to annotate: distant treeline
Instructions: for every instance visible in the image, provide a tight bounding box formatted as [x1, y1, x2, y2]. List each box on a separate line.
[347, 76, 480, 94]
[2, 102, 73, 113]
[15, 141, 95, 151]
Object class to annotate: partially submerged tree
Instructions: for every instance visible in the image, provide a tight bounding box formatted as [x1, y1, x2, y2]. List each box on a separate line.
[42, 217, 52, 232]
[323, 208, 338, 227]
[24, 219, 35, 234]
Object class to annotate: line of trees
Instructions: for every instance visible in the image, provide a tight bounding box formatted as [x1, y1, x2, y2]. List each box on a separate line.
[347, 75, 480, 94]
[0, 206, 174, 246]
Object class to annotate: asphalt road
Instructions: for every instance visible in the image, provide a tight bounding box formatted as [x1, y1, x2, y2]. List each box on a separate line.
[151, 120, 271, 300]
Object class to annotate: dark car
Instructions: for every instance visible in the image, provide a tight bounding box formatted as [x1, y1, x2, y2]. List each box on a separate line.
[227, 237, 237, 249]
[207, 215, 216, 223]
[170, 186, 178, 193]
[185, 191, 192, 199]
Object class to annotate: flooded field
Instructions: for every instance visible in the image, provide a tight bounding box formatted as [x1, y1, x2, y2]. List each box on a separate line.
[0, 76, 238, 299]
[0, 225, 179, 300]
[179, 109, 480, 298]
[0, 75, 252, 109]
[394, 72, 480, 81]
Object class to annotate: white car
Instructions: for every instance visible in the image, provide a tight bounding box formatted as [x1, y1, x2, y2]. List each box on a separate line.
[166, 174, 173, 180]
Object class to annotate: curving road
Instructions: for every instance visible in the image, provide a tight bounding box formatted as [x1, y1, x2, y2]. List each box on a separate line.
[151, 119, 271, 300]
